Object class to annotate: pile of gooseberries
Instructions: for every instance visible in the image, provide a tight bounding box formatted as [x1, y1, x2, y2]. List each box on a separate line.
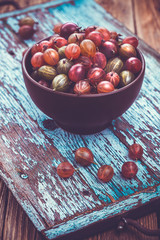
[18, 16, 37, 39]
[28, 22, 142, 94]
[56, 142, 143, 181]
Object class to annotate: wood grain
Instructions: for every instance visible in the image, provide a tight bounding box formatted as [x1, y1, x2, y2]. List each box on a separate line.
[0, 0, 160, 240]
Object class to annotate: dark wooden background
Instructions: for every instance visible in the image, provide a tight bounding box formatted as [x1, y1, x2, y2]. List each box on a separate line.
[0, 0, 160, 240]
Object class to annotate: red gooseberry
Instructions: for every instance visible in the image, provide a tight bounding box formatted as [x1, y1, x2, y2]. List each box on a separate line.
[87, 67, 106, 86]
[31, 52, 45, 68]
[39, 40, 52, 52]
[97, 165, 114, 182]
[74, 80, 91, 95]
[60, 22, 79, 39]
[65, 43, 81, 60]
[75, 55, 92, 70]
[86, 31, 103, 47]
[18, 25, 34, 39]
[68, 63, 85, 82]
[122, 36, 138, 48]
[100, 41, 118, 59]
[125, 57, 142, 74]
[43, 48, 59, 66]
[96, 27, 110, 41]
[80, 39, 96, 58]
[31, 43, 41, 56]
[68, 33, 85, 45]
[52, 36, 68, 49]
[53, 22, 63, 34]
[129, 142, 143, 160]
[119, 43, 137, 59]
[85, 25, 97, 37]
[75, 147, 94, 166]
[105, 71, 120, 87]
[121, 161, 138, 179]
[92, 52, 107, 69]
[57, 162, 75, 178]
[97, 81, 115, 93]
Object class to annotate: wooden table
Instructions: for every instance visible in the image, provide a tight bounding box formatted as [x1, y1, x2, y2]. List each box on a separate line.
[0, 0, 160, 240]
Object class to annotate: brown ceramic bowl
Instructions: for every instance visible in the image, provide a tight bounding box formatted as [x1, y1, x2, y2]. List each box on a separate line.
[22, 41, 145, 134]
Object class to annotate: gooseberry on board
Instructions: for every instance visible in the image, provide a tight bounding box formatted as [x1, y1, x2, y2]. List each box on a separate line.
[97, 165, 114, 182]
[75, 147, 94, 166]
[57, 162, 75, 178]
[53, 22, 63, 34]
[18, 25, 34, 39]
[129, 142, 143, 160]
[121, 161, 138, 179]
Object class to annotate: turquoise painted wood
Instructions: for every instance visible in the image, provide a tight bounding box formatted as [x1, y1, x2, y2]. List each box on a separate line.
[0, 0, 160, 239]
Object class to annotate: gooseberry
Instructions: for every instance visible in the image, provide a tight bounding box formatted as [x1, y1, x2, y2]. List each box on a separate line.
[74, 80, 91, 95]
[39, 40, 52, 52]
[75, 147, 94, 166]
[57, 162, 75, 178]
[31, 52, 45, 68]
[18, 25, 34, 39]
[129, 142, 143, 160]
[56, 58, 73, 74]
[52, 74, 70, 92]
[85, 25, 97, 37]
[87, 67, 106, 86]
[119, 43, 137, 59]
[121, 161, 138, 179]
[97, 81, 114, 93]
[31, 43, 41, 55]
[43, 48, 59, 66]
[122, 36, 138, 48]
[97, 165, 114, 182]
[65, 43, 81, 60]
[106, 57, 124, 74]
[68, 33, 85, 45]
[96, 27, 110, 41]
[119, 70, 135, 87]
[38, 80, 50, 88]
[68, 63, 85, 82]
[19, 16, 35, 27]
[125, 57, 142, 74]
[80, 39, 96, 57]
[105, 71, 120, 87]
[100, 41, 118, 59]
[86, 31, 103, 47]
[60, 22, 79, 39]
[53, 22, 63, 34]
[75, 55, 92, 70]
[52, 36, 68, 49]
[92, 52, 107, 69]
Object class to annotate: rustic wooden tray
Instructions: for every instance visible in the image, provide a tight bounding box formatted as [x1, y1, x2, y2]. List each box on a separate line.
[0, 0, 160, 239]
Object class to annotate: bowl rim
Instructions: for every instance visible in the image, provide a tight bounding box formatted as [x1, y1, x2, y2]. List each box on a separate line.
[22, 37, 145, 98]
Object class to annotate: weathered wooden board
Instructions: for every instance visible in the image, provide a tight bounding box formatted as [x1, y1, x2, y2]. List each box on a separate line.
[0, 0, 160, 239]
